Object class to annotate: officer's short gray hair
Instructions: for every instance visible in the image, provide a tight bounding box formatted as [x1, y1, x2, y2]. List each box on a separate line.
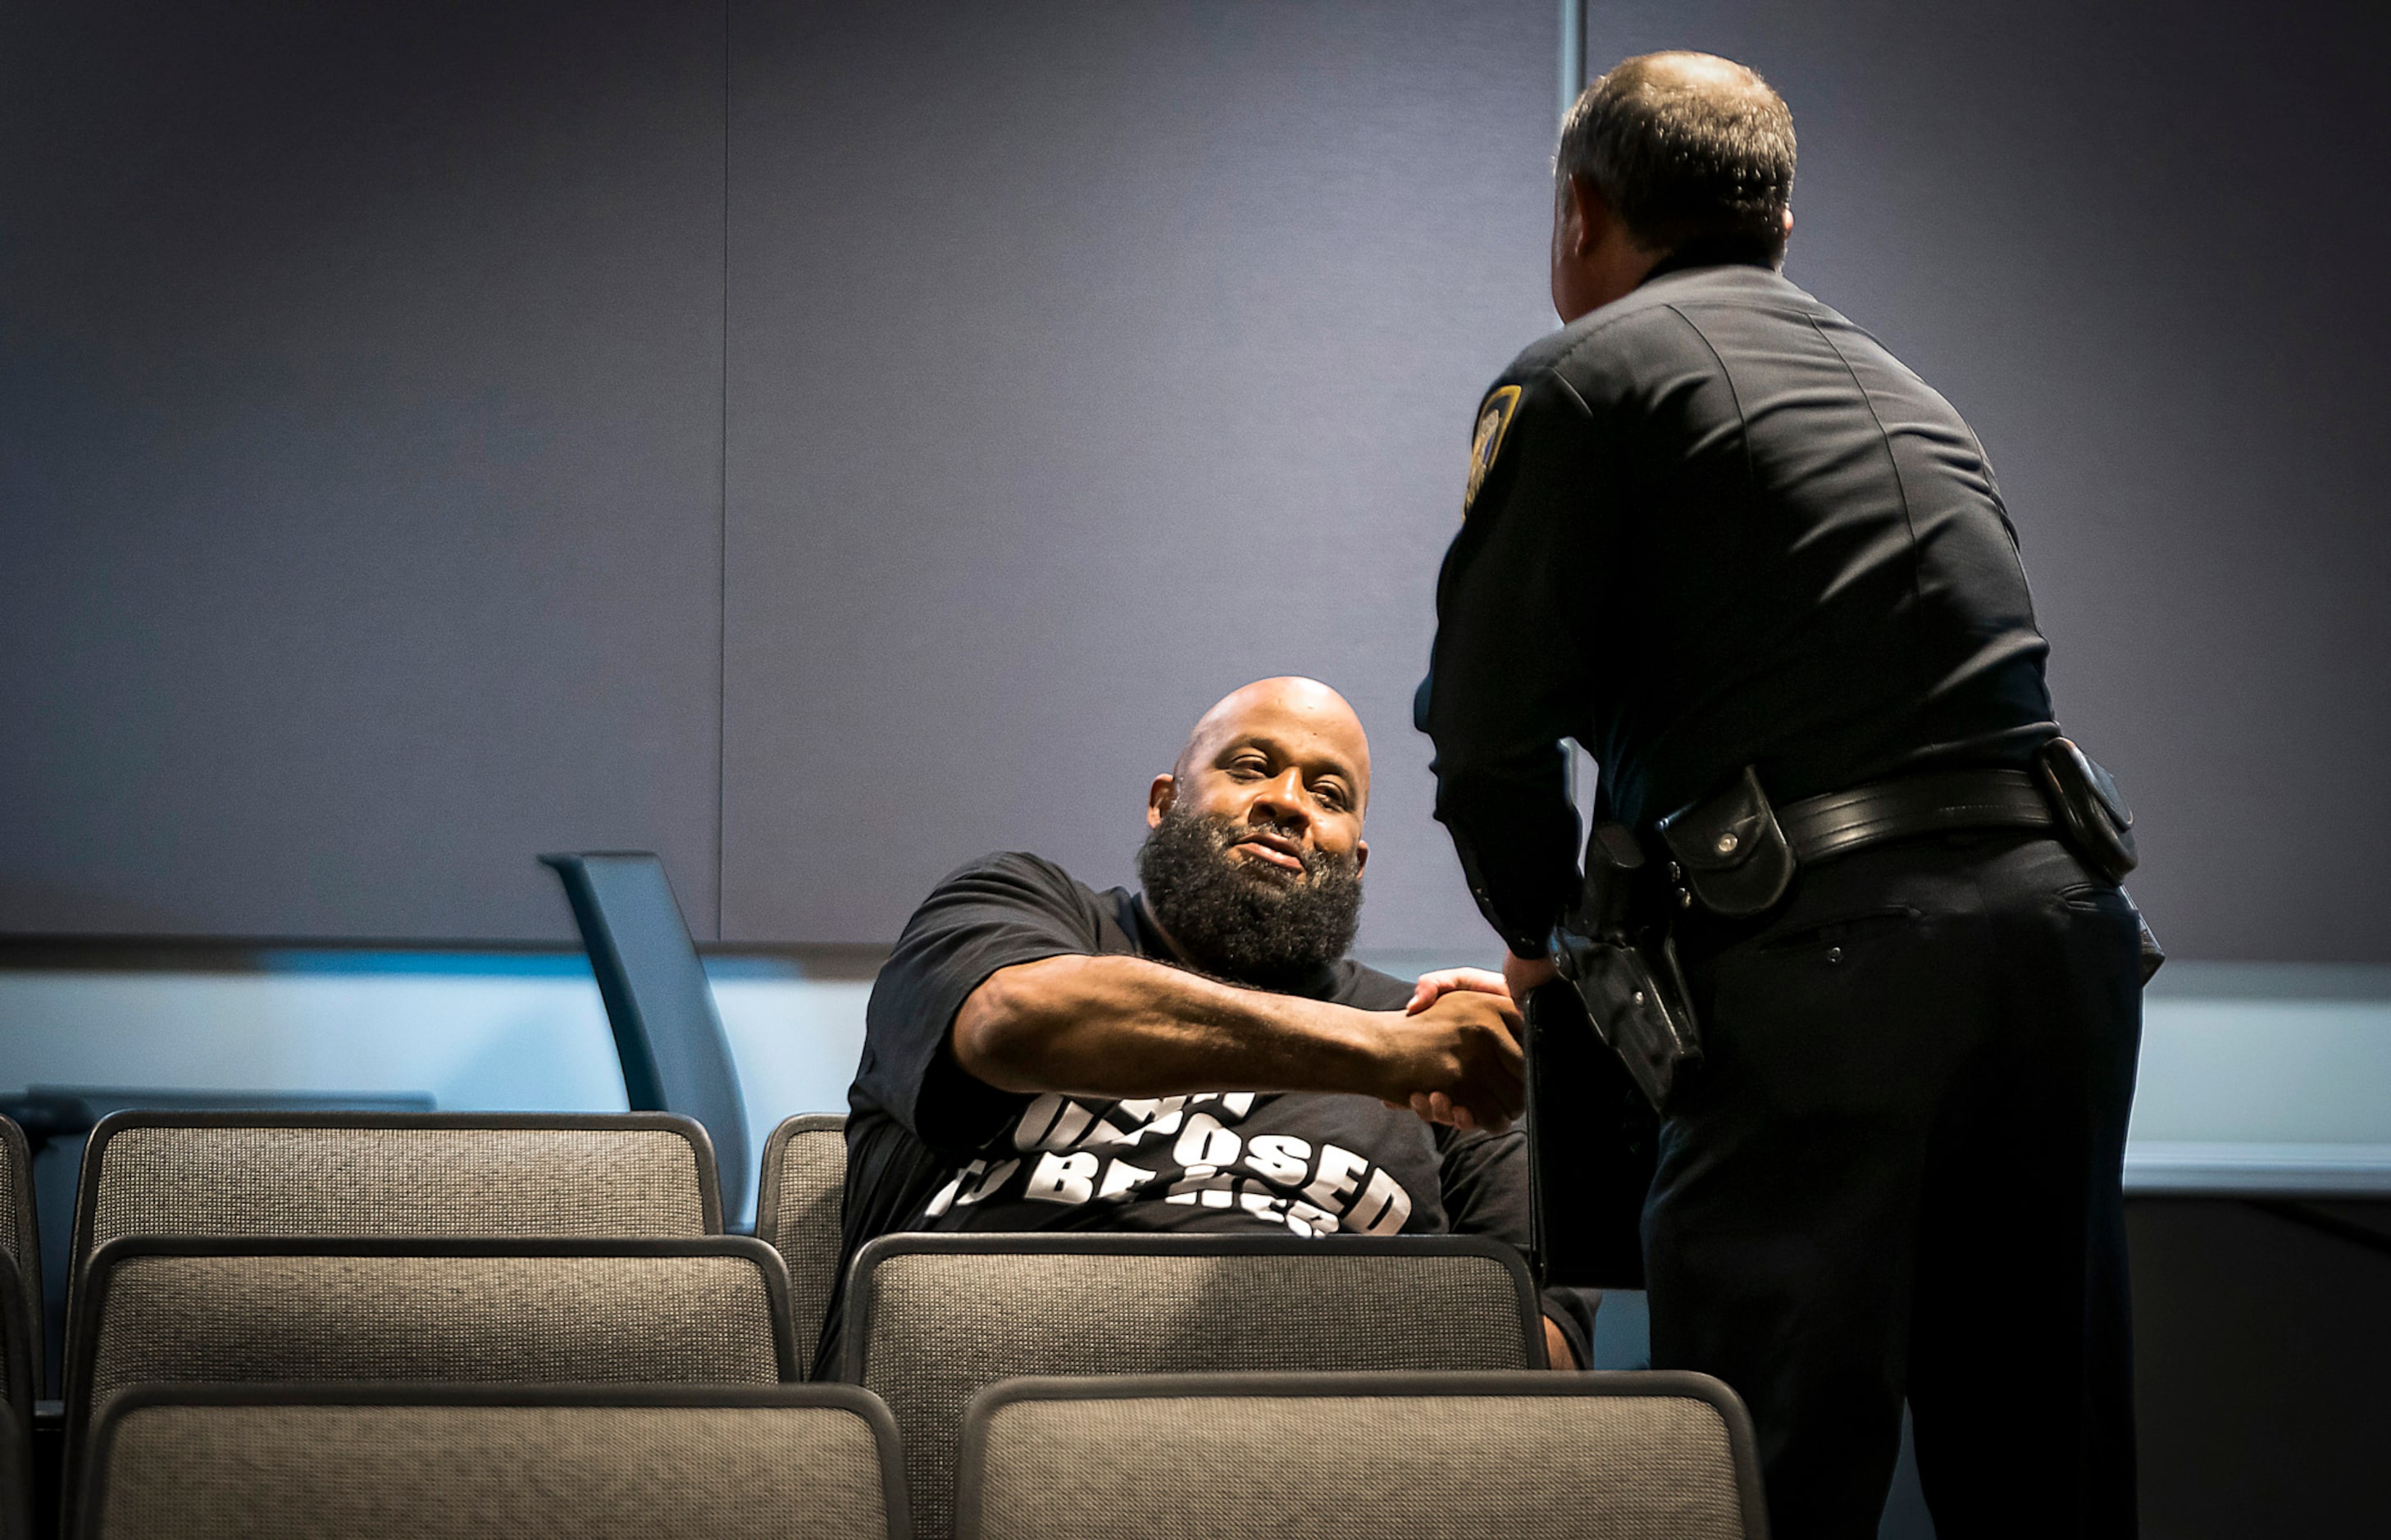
[1559, 52, 1796, 265]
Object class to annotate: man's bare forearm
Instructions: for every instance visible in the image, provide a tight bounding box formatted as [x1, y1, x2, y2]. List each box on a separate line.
[954, 953, 1390, 1100]
[952, 951, 1527, 1128]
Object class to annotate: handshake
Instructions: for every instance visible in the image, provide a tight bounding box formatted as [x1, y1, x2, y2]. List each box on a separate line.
[1378, 964, 1546, 1135]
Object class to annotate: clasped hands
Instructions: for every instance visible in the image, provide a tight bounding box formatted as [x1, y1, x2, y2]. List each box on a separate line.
[1379, 951, 1557, 1134]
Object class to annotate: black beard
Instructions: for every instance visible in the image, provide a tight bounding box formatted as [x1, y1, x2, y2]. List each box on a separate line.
[1134, 806, 1364, 988]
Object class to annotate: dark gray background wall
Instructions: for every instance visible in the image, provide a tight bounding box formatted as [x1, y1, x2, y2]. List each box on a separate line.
[0, 0, 728, 936]
[721, 0, 1553, 945]
[3, 0, 2386, 958]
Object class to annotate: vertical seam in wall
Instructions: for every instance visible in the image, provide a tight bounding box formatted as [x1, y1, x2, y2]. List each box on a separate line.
[715, 0, 731, 942]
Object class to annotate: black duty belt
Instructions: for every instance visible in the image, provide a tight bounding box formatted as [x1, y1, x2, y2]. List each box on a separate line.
[1774, 768, 2053, 865]
[1561, 753, 2151, 1161]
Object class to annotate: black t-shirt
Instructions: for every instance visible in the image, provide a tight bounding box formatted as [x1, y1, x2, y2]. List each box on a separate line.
[828, 851, 1592, 1371]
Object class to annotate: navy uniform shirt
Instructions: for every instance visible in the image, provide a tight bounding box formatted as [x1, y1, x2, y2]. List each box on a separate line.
[825, 851, 1593, 1372]
[1420, 257, 2059, 955]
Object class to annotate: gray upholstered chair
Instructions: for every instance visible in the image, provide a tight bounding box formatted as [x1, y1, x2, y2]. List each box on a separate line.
[0, 1118, 38, 1432]
[0, 1119, 39, 1406]
[62, 1235, 798, 1512]
[0, 1257, 25, 1540]
[754, 1113, 846, 1378]
[841, 1233, 1542, 1540]
[0, 1396, 25, 1540]
[68, 1112, 723, 1294]
[0, 1120, 34, 1540]
[956, 1370, 1766, 1540]
[75, 1383, 907, 1540]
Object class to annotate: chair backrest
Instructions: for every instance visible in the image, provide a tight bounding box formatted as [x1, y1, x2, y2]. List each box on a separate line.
[66, 1236, 797, 1483]
[70, 1111, 720, 1286]
[956, 1370, 1766, 1540]
[541, 851, 751, 1219]
[754, 1113, 846, 1377]
[0, 1392, 24, 1540]
[844, 1233, 1540, 1540]
[0, 1119, 36, 1417]
[0, 1119, 35, 1406]
[0, 1255, 28, 1444]
[76, 1383, 906, 1540]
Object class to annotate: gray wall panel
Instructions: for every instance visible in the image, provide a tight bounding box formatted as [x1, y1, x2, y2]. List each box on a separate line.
[723, 0, 1559, 945]
[0, 1, 727, 937]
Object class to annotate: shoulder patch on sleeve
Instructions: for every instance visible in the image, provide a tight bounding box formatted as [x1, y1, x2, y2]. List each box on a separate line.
[1463, 384, 1522, 517]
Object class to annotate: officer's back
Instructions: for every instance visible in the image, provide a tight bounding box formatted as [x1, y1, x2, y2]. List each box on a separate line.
[1426, 52, 2146, 1540]
[1468, 259, 2057, 831]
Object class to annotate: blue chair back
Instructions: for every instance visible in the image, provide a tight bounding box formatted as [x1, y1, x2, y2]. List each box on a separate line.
[541, 853, 749, 1220]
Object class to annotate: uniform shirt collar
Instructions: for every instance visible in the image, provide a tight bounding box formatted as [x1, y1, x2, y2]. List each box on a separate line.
[1639, 235, 1781, 287]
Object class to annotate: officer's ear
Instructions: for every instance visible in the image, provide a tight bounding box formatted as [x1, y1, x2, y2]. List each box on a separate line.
[1354, 838, 1369, 873]
[1564, 173, 1609, 258]
[1147, 774, 1176, 828]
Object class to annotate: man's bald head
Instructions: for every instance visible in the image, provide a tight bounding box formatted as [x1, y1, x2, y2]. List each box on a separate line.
[1559, 50, 1796, 265]
[1136, 677, 1372, 983]
[1172, 676, 1373, 813]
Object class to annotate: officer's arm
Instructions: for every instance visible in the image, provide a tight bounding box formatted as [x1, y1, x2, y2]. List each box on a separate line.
[1422, 369, 1607, 958]
[950, 953, 1526, 1130]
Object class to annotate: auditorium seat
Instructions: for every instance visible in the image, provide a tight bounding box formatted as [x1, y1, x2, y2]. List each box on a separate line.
[0, 1120, 35, 1540]
[540, 852, 754, 1220]
[66, 1110, 722, 1298]
[62, 1235, 798, 1513]
[75, 1383, 906, 1540]
[841, 1232, 1542, 1540]
[0, 1117, 39, 1417]
[754, 1113, 846, 1377]
[0, 1256, 25, 1540]
[955, 1370, 1765, 1540]
[0, 1398, 23, 1540]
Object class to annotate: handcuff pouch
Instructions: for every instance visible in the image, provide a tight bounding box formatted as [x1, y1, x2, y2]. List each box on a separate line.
[2034, 736, 2138, 884]
[1656, 764, 1796, 918]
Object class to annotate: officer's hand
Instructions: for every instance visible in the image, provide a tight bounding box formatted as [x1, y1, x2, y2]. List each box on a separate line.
[1374, 987, 1524, 1134]
[1404, 966, 1513, 1015]
[1503, 950, 1559, 1001]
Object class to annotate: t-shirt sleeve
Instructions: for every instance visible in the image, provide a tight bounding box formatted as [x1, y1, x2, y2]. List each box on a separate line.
[1437, 1120, 1600, 1370]
[853, 852, 1110, 1158]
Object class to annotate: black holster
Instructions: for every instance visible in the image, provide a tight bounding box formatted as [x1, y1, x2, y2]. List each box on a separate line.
[1532, 819, 1683, 1288]
[1552, 822, 1702, 1115]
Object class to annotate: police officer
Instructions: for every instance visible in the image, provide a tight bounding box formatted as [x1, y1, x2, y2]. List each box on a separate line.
[1418, 52, 2145, 1539]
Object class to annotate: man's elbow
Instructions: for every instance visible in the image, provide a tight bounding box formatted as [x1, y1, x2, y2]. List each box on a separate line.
[950, 962, 1063, 1092]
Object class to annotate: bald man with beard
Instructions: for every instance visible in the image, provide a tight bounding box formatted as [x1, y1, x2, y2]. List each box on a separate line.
[821, 677, 1587, 1373]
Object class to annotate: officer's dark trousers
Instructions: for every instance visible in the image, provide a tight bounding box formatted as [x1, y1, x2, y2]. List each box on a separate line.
[1646, 831, 2143, 1540]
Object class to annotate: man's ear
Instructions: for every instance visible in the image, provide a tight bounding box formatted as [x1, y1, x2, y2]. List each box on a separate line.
[1354, 838, 1369, 873]
[1567, 173, 1608, 258]
[1147, 773, 1175, 828]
